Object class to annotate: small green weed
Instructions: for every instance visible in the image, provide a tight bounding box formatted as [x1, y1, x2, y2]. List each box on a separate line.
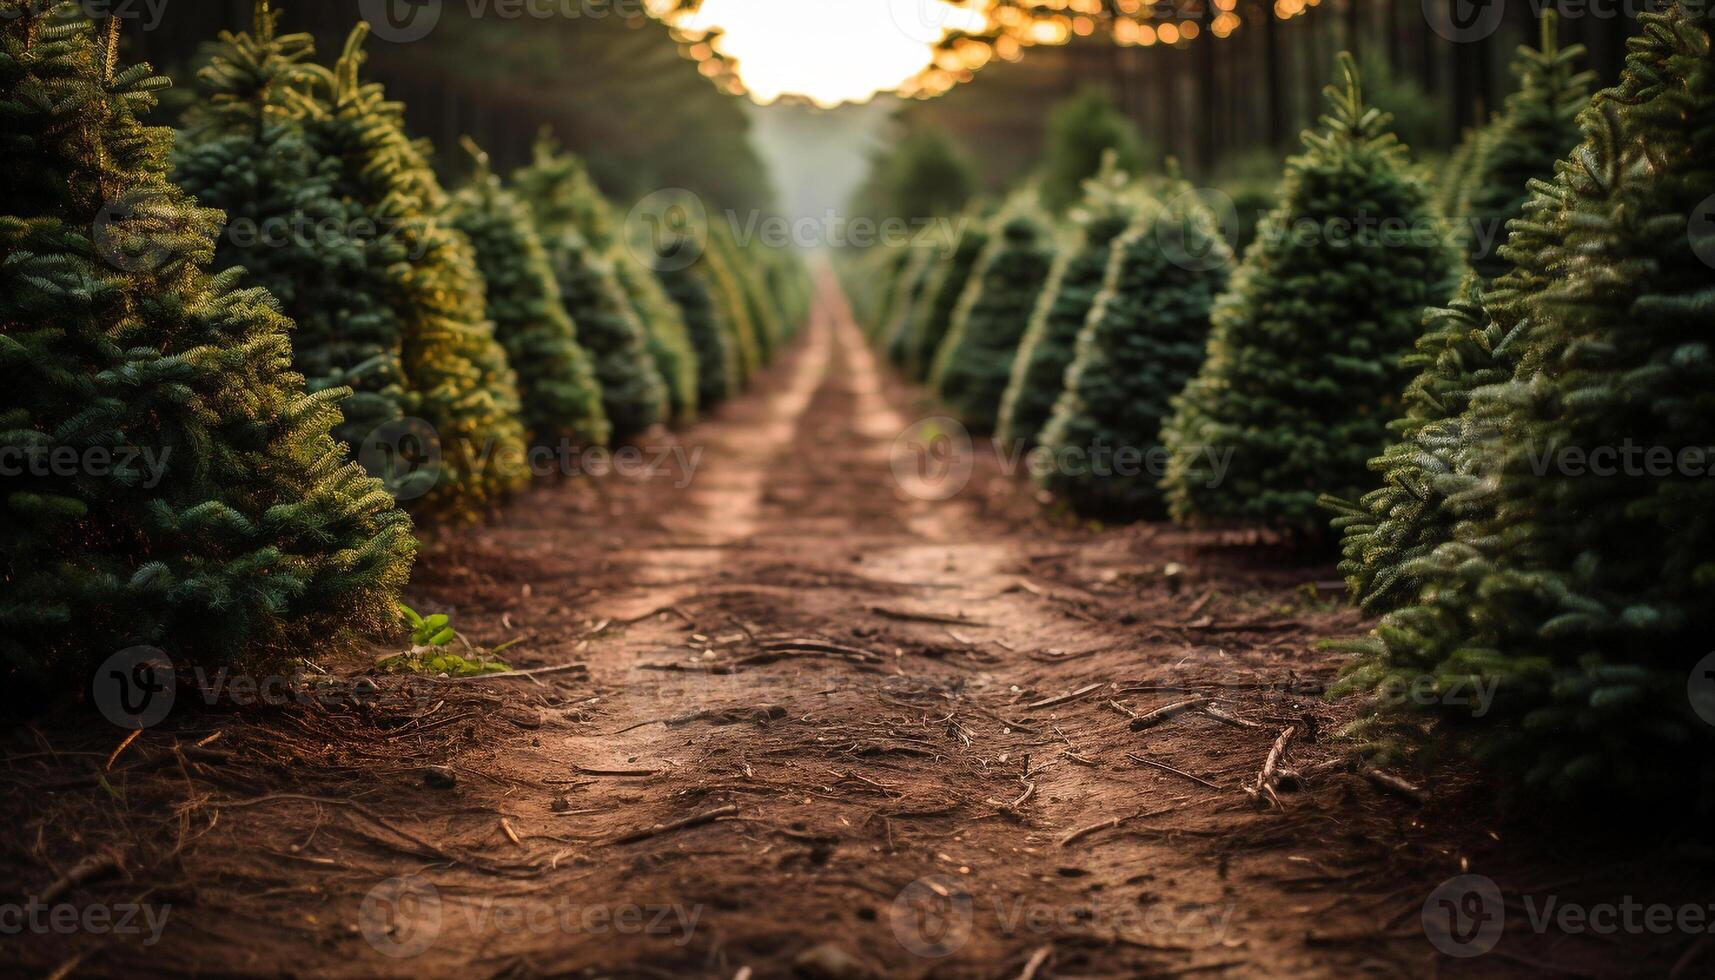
[377, 603, 522, 677]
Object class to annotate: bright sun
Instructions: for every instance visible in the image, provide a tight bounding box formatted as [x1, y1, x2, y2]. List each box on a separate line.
[673, 0, 988, 107]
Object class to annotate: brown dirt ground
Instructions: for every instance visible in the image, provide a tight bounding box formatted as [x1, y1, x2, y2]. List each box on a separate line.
[3, 273, 1709, 979]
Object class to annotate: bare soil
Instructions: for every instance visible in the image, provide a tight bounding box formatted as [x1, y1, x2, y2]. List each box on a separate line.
[3, 274, 1707, 979]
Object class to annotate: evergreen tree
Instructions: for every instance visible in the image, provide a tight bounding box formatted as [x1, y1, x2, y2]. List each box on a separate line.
[697, 237, 761, 382]
[1321, 275, 1519, 610]
[995, 159, 1139, 451]
[929, 208, 1056, 432]
[710, 222, 782, 363]
[1325, 15, 1590, 610]
[865, 242, 917, 343]
[903, 210, 989, 381]
[1456, 13, 1594, 279]
[881, 244, 941, 367]
[1436, 128, 1480, 219]
[850, 128, 976, 227]
[304, 26, 530, 514]
[513, 137, 668, 440]
[1355, 50, 1441, 153]
[653, 227, 739, 411]
[173, 6, 407, 464]
[1161, 55, 1458, 536]
[1039, 88, 1147, 214]
[611, 249, 700, 425]
[0, 7, 412, 682]
[1339, 1, 1715, 801]
[447, 139, 609, 450]
[1224, 184, 1276, 259]
[1035, 182, 1233, 516]
[762, 246, 812, 340]
[509, 136, 693, 427]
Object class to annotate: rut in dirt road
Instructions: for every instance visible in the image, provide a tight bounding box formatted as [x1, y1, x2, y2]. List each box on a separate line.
[6, 275, 1677, 980]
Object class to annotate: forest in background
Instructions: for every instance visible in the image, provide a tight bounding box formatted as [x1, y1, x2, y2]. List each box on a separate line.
[126, 1, 777, 214]
[901, 0, 1641, 185]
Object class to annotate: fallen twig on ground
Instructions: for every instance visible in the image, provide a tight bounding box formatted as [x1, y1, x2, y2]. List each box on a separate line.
[868, 605, 987, 626]
[1361, 767, 1424, 804]
[1185, 590, 1215, 618]
[38, 852, 121, 904]
[1201, 703, 1267, 729]
[1126, 753, 1223, 790]
[1017, 944, 1053, 980]
[1128, 696, 1211, 730]
[572, 764, 663, 777]
[605, 704, 788, 735]
[1026, 682, 1107, 710]
[606, 804, 739, 845]
[1058, 802, 1182, 847]
[444, 662, 586, 683]
[1248, 725, 1299, 807]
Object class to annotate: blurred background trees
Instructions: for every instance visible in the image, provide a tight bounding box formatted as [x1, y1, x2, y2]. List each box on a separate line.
[133, 1, 774, 214]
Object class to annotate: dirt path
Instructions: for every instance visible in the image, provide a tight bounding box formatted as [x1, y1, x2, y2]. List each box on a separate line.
[4, 273, 1697, 979]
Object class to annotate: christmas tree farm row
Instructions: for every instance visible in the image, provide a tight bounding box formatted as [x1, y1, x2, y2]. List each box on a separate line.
[1, 3, 810, 688]
[856, 5, 1715, 804]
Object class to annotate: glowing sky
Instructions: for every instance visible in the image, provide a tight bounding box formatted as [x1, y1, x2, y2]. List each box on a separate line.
[674, 0, 988, 107]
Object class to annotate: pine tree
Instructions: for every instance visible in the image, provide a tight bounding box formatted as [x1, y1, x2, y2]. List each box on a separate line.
[710, 223, 783, 365]
[0, 7, 412, 682]
[763, 246, 813, 340]
[903, 209, 989, 382]
[850, 128, 976, 228]
[1339, 1, 1715, 801]
[510, 136, 692, 427]
[930, 208, 1056, 432]
[1035, 181, 1233, 516]
[863, 242, 916, 343]
[1161, 55, 1458, 536]
[611, 248, 700, 426]
[1325, 15, 1590, 610]
[995, 159, 1140, 451]
[698, 233, 762, 381]
[1436, 128, 1480, 219]
[1456, 13, 1594, 279]
[447, 139, 609, 450]
[1322, 274, 1519, 610]
[173, 5, 407, 463]
[762, 245, 812, 340]
[881, 244, 940, 367]
[653, 225, 739, 411]
[1039, 88, 1147, 214]
[304, 26, 529, 514]
[513, 137, 668, 440]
